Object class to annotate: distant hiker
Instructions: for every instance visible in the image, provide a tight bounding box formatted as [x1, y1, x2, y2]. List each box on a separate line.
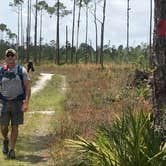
[27, 60, 34, 73]
[0, 48, 31, 159]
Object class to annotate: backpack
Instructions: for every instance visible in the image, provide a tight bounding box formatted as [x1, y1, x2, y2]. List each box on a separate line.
[0, 64, 26, 101]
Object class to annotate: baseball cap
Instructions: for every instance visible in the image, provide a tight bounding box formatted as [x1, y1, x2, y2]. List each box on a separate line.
[5, 48, 16, 56]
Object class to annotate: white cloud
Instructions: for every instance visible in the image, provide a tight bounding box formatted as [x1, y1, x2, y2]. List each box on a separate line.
[1, 0, 153, 47]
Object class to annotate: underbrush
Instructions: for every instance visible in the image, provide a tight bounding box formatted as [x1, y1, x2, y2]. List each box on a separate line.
[34, 63, 153, 165]
[66, 109, 166, 166]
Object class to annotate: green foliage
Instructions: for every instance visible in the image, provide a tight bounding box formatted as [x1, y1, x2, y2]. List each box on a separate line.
[103, 43, 149, 64]
[90, 88, 116, 106]
[36, 0, 48, 10]
[135, 85, 151, 100]
[0, 23, 7, 32]
[66, 109, 166, 166]
[133, 54, 149, 71]
[9, 0, 24, 7]
[45, 2, 71, 17]
[115, 87, 130, 101]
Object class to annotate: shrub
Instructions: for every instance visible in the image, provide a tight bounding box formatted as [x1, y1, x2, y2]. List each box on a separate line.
[66, 109, 166, 166]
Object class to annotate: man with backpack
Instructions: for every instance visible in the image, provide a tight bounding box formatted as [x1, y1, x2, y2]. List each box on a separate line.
[0, 48, 31, 159]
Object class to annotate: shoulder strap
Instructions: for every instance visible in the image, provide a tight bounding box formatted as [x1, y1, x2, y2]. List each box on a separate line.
[17, 64, 25, 88]
[17, 64, 23, 81]
[17, 64, 23, 75]
[0, 67, 5, 100]
[17, 64, 26, 100]
[0, 66, 4, 81]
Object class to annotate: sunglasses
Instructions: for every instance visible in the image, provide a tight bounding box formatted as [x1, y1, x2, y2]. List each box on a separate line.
[6, 53, 15, 57]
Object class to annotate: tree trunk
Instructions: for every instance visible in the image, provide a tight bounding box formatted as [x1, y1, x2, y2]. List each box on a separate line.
[29, 0, 32, 44]
[71, 0, 76, 63]
[65, 25, 68, 63]
[100, 0, 106, 69]
[17, 6, 20, 48]
[39, 9, 43, 63]
[94, 0, 98, 64]
[153, 0, 166, 133]
[85, 5, 88, 44]
[76, 0, 82, 63]
[56, 0, 60, 65]
[34, 0, 38, 64]
[26, 0, 30, 62]
[84, 5, 88, 64]
[127, 0, 129, 55]
[149, 0, 153, 66]
[21, 4, 24, 46]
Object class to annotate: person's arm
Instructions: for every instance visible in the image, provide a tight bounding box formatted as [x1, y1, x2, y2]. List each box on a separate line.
[22, 80, 31, 112]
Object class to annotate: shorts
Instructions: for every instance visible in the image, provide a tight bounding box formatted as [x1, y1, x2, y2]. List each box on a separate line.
[0, 100, 24, 125]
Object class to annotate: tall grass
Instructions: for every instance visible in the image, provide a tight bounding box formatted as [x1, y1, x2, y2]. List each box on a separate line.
[34, 64, 153, 165]
[66, 109, 166, 166]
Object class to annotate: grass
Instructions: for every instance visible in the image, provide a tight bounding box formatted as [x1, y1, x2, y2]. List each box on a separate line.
[29, 74, 65, 111]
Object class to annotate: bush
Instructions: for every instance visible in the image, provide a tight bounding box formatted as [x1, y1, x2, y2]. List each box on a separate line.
[66, 109, 166, 166]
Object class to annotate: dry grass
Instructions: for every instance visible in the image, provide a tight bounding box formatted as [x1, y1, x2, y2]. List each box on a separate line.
[36, 63, 152, 165]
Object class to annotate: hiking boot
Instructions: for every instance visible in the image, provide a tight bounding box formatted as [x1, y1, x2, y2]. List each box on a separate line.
[2, 140, 9, 155]
[7, 149, 16, 159]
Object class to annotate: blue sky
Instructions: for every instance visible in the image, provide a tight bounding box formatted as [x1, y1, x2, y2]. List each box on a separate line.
[0, 0, 153, 48]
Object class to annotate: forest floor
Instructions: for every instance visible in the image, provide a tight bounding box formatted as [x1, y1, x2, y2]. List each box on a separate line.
[0, 73, 65, 166]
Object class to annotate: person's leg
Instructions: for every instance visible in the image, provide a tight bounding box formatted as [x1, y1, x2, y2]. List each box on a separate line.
[7, 125, 19, 159]
[10, 125, 18, 150]
[7, 101, 23, 159]
[0, 102, 9, 141]
[1, 125, 9, 140]
[0, 101, 10, 155]
[1, 125, 9, 154]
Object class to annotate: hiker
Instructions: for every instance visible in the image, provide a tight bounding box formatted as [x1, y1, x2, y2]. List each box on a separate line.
[0, 48, 31, 159]
[27, 60, 34, 73]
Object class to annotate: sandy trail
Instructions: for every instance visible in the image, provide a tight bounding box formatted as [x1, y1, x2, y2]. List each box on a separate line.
[22, 73, 66, 165]
[31, 73, 54, 95]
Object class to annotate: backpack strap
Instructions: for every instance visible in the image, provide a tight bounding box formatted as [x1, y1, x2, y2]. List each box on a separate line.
[0, 66, 5, 99]
[0, 66, 4, 82]
[17, 64, 26, 100]
[17, 64, 23, 81]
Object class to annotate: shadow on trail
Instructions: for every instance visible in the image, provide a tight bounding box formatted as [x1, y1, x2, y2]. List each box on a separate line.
[18, 133, 54, 152]
[16, 154, 46, 164]
[15, 133, 54, 164]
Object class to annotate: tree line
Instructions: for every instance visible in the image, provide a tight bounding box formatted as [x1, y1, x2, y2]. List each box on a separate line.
[0, 0, 110, 66]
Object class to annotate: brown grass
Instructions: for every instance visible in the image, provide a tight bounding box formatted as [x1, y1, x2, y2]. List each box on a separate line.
[36, 63, 152, 165]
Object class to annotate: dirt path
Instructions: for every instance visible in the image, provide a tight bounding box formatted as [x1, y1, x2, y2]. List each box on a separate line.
[30, 73, 55, 115]
[31, 73, 54, 95]
[17, 113, 54, 166]
[22, 73, 65, 166]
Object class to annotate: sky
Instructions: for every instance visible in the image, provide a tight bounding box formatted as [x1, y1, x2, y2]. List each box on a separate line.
[0, 0, 153, 48]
